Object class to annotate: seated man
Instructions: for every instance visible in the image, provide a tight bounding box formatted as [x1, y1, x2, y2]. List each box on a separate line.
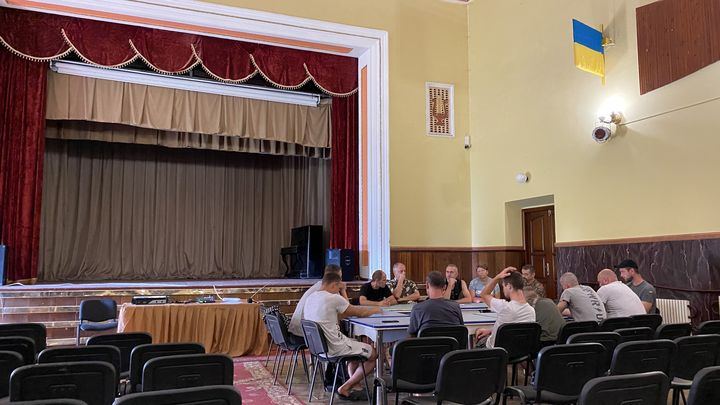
[387, 262, 421, 303]
[304, 272, 382, 400]
[474, 267, 536, 348]
[359, 270, 397, 306]
[521, 264, 546, 298]
[288, 264, 347, 340]
[616, 259, 657, 314]
[443, 264, 472, 303]
[524, 288, 565, 346]
[407, 271, 464, 336]
[596, 268, 646, 318]
[557, 272, 606, 322]
[469, 264, 500, 300]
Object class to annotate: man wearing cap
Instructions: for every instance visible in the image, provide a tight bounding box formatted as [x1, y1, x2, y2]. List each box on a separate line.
[616, 259, 657, 314]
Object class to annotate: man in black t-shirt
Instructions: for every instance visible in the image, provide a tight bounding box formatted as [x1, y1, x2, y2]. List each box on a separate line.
[408, 271, 464, 336]
[359, 270, 397, 306]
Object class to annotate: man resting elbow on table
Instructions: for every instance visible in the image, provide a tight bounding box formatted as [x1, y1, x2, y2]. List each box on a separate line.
[407, 271, 464, 336]
[359, 270, 398, 306]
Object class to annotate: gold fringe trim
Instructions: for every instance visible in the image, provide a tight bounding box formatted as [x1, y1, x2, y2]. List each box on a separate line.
[129, 39, 199, 75]
[191, 44, 257, 84]
[249, 54, 312, 90]
[61, 29, 138, 69]
[5, 277, 38, 285]
[303, 63, 358, 97]
[0, 35, 72, 62]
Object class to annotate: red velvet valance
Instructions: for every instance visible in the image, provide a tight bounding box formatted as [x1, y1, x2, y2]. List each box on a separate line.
[0, 8, 358, 96]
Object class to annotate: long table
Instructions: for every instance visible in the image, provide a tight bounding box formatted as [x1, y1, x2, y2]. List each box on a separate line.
[348, 303, 495, 381]
[117, 302, 268, 357]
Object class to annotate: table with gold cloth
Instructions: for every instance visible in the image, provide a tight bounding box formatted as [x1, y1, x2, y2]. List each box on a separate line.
[117, 302, 268, 357]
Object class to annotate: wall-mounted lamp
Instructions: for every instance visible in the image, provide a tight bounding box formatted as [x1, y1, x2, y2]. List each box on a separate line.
[515, 172, 529, 183]
[592, 111, 623, 143]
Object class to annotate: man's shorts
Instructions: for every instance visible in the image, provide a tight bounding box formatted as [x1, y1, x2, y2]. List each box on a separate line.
[332, 339, 372, 360]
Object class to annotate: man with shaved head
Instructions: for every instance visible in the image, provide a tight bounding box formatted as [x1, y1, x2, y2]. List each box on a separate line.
[557, 272, 606, 322]
[596, 268, 646, 318]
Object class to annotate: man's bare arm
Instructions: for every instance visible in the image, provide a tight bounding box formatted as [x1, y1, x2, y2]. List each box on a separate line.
[342, 305, 382, 318]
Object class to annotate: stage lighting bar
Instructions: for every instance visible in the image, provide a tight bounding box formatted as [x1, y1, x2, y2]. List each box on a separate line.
[50, 60, 322, 107]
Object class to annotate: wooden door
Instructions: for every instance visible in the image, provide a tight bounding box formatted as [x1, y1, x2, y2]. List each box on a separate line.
[523, 206, 557, 299]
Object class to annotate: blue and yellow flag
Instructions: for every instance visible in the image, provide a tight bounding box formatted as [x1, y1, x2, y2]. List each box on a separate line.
[572, 19, 604, 79]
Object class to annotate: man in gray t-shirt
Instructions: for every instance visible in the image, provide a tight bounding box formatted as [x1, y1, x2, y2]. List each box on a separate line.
[557, 272, 606, 322]
[616, 259, 657, 314]
[408, 271, 464, 336]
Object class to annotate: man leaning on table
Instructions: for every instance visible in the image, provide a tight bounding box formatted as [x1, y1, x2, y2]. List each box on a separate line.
[387, 262, 421, 303]
[474, 267, 536, 348]
[359, 270, 398, 306]
[407, 271, 464, 336]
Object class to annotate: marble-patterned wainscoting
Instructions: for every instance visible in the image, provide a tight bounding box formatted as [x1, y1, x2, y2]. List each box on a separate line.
[556, 236, 720, 324]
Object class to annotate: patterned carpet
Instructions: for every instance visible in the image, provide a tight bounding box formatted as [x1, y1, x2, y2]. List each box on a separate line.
[234, 358, 306, 405]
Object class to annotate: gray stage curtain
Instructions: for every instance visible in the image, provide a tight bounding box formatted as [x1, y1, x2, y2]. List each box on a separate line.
[38, 138, 329, 281]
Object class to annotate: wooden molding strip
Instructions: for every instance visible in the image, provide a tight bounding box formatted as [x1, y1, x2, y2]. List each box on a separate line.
[391, 246, 525, 252]
[555, 232, 720, 248]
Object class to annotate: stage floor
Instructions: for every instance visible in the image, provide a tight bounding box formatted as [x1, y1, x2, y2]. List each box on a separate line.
[0, 278, 365, 291]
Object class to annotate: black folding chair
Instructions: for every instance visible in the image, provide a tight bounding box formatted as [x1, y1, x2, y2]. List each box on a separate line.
[0, 350, 24, 397]
[670, 335, 720, 405]
[86, 332, 152, 379]
[609, 339, 676, 376]
[556, 321, 599, 344]
[615, 327, 654, 343]
[265, 313, 309, 394]
[599, 317, 633, 332]
[630, 314, 663, 331]
[0, 336, 36, 364]
[655, 323, 692, 340]
[503, 343, 606, 405]
[77, 299, 118, 345]
[38, 346, 121, 391]
[9, 361, 115, 405]
[578, 371, 670, 405]
[493, 322, 541, 385]
[301, 319, 371, 405]
[141, 353, 233, 392]
[418, 325, 469, 349]
[112, 385, 241, 405]
[567, 332, 621, 372]
[686, 365, 720, 405]
[0, 323, 46, 353]
[9, 400, 88, 405]
[127, 343, 205, 393]
[374, 337, 458, 405]
[697, 320, 720, 335]
[436, 348, 507, 405]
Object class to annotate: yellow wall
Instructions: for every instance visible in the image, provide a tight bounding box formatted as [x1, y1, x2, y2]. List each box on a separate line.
[468, 0, 720, 246]
[202, 0, 472, 247]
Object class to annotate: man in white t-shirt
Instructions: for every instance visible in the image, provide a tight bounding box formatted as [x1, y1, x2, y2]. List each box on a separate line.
[596, 268, 646, 318]
[288, 264, 348, 339]
[304, 272, 381, 399]
[474, 267, 536, 348]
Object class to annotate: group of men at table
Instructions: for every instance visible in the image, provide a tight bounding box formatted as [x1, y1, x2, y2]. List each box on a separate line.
[286, 259, 656, 400]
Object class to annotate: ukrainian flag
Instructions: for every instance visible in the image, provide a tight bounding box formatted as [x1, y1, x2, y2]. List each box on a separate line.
[572, 19, 604, 78]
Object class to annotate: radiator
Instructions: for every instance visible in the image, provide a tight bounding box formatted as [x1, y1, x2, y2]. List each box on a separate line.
[656, 298, 691, 324]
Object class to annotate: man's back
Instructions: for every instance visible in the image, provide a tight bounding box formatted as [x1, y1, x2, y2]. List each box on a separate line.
[487, 298, 536, 348]
[560, 285, 606, 322]
[288, 280, 323, 336]
[533, 298, 565, 342]
[407, 298, 464, 336]
[598, 281, 646, 318]
[304, 290, 350, 354]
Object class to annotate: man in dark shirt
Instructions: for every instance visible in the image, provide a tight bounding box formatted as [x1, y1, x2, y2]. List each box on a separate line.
[408, 271, 464, 336]
[359, 270, 397, 306]
[616, 259, 657, 314]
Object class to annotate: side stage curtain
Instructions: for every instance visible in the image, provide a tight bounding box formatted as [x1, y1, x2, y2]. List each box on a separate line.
[0, 50, 47, 283]
[330, 95, 359, 252]
[38, 138, 329, 281]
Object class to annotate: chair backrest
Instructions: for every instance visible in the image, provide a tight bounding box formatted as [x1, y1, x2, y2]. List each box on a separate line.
[435, 348, 507, 405]
[142, 354, 234, 392]
[265, 314, 291, 349]
[112, 385, 241, 405]
[390, 337, 458, 390]
[599, 317, 633, 332]
[0, 336, 36, 364]
[300, 320, 330, 358]
[697, 320, 720, 335]
[494, 322, 541, 359]
[567, 332, 621, 372]
[79, 299, 118, 323]
[8, 400, 88, 405]
[615, 327, 654, 343]
[578, 371, 669, 405]
[86, 332, 152, 374]
[0, 350, 24, 397]
[418, 325, 469, 350]
[672, 335, 720, 380]
[129, 343, 205, 393]
[630, 314, 662, 331]
[609, 339, 676, 376]
[556, 321, 599, 344]
[0, 323, 47, 352]
[37, 346, 121, 384]
[9, 361, 115, 405]
[533, 343, 606, 398]
[687, 365, 720, 405]
[655, 323, 692, 340]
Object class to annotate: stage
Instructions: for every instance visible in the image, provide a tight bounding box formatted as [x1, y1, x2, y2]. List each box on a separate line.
[0, 278, 369, 346]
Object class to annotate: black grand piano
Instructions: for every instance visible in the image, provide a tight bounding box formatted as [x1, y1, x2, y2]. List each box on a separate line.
[281, 225, 323, 279]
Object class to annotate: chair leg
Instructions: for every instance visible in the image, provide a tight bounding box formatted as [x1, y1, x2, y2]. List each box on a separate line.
[285, 350, 295, 385]
[681, 389, 687, 405]
[330, 361, 342, 405]
[300, 349, 310, 383]
[274, 350, 287, 385]
[76, 325, 81, 346]
[265, 342, 273, 366]
[308, 359, 320, 403]
[271, 347, 281, 375]
[287, 350, 299, 393]
[360, 362, 370, 405]
[511, 363, 518, 386]
[523, 360, 530, 385]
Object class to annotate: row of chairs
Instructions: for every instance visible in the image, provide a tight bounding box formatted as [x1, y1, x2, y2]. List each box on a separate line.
[555, 316, 720, 344]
